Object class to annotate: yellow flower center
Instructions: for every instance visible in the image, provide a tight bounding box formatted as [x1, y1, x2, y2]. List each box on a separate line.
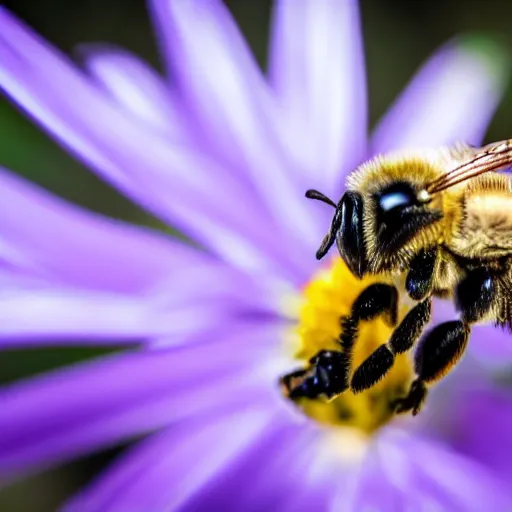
[287, 257, 414, 435]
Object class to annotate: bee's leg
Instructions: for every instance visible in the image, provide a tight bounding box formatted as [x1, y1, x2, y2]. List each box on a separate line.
[454, 267, 494, 324]
[351, 283, 399, 326]
[280, 282, 398, 401]
[280, 350, 350, 401]
[340, 282, 400, 392]
[405, 247, 438, 300]
[395, 268, 492, 415]
[394, 320, 470, 415]
[350, 298, 432, 393]
[349, 246, 438, 393]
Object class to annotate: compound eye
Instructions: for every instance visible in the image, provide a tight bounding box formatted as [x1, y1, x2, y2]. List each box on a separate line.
[378, 183, 416, 213]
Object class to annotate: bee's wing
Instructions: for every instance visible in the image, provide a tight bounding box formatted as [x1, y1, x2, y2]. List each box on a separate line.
[427, 140, 512, 194]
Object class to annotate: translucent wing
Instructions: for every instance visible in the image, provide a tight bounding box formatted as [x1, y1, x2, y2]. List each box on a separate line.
[426, 139, 512, 194]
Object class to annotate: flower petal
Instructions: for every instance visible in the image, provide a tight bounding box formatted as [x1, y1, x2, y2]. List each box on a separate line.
[372, 37, 509, 153]
[451, 386, 512, 484]
[187, 417, 340, 512]
[0, 169, 282, 345]
[0, 284, 255, 346]
[63, 403, 339, 512]
[0, 288, 171, 345]
[469, 325, 512, 365]
[0, 166, 202, 293]
[0, 9, 305, 280]
[337, 430, 512, 512]
[150, 0, 274, 163]
[0, 321, 284, 480]
[63, 408, 275, 512]
[83, 47, 186, 135]
[269, 0, 367, 195]
[150, 0, 321, 255]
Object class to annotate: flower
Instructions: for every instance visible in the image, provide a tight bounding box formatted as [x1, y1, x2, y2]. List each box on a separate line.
[0, 0, 511, 510]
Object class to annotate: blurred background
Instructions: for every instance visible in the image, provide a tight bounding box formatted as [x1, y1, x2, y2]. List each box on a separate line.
[1, 0, 512, 509]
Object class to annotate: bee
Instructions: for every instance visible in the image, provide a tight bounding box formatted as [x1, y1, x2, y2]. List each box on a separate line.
[281, 139, 512, 415]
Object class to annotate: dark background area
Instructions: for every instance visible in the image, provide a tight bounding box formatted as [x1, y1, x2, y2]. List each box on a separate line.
[1, 0, 511, 509]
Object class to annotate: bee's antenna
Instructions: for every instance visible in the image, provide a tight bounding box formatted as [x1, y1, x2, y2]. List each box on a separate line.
[305, 189, 341, 259]
[305, 189, 337, 208]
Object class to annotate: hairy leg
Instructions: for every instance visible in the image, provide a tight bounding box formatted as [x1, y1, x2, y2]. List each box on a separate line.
[395, 267, 494, 415]
[394, 320, 470, 415]
[280, 282, 398, 401]
[350, 298, 431, 393]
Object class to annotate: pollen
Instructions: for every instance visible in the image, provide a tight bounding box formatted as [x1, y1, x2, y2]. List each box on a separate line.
[289, 257, 414, 435]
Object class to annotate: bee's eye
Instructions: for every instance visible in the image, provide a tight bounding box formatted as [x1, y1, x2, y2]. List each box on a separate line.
[377, 183, 416, 213]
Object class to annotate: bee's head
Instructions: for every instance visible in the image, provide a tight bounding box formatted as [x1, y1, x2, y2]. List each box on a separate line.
[308, 176, 443, 276]
[310, 141, 512, 276]
[368, 180, 443, 269]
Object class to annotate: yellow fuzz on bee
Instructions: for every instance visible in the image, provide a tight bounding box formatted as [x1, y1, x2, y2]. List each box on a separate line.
[289, 257, 414, 435]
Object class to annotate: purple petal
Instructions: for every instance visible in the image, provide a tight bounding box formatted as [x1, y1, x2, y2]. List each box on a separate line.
[64, 403, 340, 512]
[84, 47, 186, 135]
[63, 409, 275, 512]
[343, 430, 512, 512]
[469, 325, 512, 365]
[450, 386, 512, 484]
[331, 448, 407, 512]
[0, 288, 176, 344]
[0, 9, 307, 281]
[0, 321, 284, 480]
[150, 0, 321, 256]
[269, 0, 367, 195]
[188, 418, 339, 512]
[151, 0, 275, 163]
[372, 37, 509, 153]
[0, 167, 279, 344]
[0, 166, 205, 293]
[0, 285, 259, 346]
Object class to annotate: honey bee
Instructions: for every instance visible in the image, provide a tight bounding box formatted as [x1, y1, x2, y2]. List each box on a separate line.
[281, 139, 512, 415]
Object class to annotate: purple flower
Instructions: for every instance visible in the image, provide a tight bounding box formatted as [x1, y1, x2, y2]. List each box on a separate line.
[0, 0, 511, 510]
